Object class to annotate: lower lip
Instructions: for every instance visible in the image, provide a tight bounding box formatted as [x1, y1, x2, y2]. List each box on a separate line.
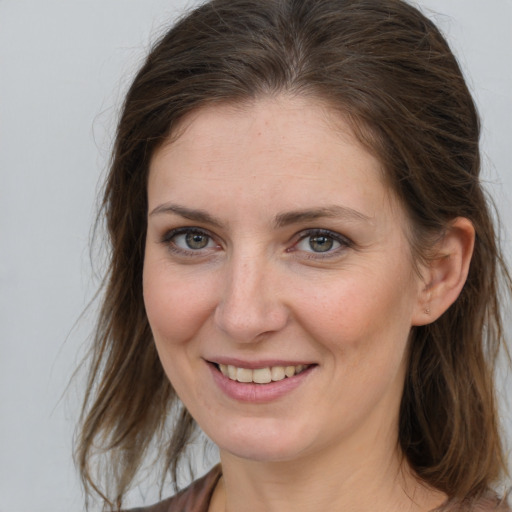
[208, 363, 315, 403]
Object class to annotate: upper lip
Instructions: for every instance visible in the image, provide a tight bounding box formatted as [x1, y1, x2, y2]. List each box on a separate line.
[206, 357, 315, 369]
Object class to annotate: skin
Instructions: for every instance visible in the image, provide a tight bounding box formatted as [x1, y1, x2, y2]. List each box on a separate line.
[143, 96, 473, 512]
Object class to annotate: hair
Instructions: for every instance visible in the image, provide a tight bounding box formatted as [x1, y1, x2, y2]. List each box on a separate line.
[76, 0, 511, 509]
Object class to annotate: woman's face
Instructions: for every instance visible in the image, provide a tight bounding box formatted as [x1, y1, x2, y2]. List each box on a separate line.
[143, 96, 426, 464]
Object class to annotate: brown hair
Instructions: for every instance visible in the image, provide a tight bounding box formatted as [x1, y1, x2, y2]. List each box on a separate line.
[76, 0, 511, 509]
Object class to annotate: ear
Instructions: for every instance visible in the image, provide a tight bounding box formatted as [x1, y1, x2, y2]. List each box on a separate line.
[412, 217, 475, 326]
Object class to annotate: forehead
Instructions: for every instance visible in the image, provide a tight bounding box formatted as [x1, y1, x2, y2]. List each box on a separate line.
[151, 96, 381, 175]
[147, 95, 400, 224]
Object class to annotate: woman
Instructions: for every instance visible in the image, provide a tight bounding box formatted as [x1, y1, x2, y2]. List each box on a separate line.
[76, 0, 511, 510]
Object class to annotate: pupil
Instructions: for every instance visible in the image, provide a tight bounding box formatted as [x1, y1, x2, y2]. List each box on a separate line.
[309, 235, 333, 252]
[186, 232, 208, 249]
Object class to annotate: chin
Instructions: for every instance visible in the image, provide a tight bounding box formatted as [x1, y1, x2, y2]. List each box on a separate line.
[207, 417, 316, 463]
[219, 441, 307, 463]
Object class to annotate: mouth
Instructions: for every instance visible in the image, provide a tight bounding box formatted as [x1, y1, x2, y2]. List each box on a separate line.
[212, 362, 312, 384]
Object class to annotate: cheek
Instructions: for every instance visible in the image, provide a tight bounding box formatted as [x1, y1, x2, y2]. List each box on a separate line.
[292, 264, 417, 354]
[142, 257, 217, 345]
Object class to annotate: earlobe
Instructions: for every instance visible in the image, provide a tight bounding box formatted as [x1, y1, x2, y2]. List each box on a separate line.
[412, 217, 475, 326]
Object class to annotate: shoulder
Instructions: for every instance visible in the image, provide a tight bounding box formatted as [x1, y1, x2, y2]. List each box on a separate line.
[442, 493, 511, 512]
[471, 494, 511, 512]
[126, 465, 222, 512]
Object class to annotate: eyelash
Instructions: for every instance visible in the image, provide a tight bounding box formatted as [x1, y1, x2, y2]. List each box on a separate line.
[160, 227, 353, 259]
[160, 227, 220, 257]
[291, 229, 353, 259]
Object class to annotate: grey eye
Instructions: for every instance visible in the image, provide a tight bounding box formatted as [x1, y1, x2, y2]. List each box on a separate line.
[308, 235, 335, 252]
[296, 234, 341, 253]
[171, 230, 216, 251]
[185, 232, 210, 249]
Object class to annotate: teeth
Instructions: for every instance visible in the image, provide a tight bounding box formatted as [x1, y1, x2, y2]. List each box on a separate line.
[270, 366, 285, 381]
[219, 364, 308, 383]
[253, 368, 272, 384]
[228, 365, 237, 380]
[236, 367, 253, 383]
[285, 366, 296, 377]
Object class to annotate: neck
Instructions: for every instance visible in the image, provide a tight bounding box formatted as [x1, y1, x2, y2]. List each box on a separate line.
[211, 430, 446, 512]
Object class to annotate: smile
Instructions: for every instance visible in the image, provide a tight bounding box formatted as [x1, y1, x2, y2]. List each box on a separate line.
[217, 364, 309, 384]
[208, 361, 316, 402]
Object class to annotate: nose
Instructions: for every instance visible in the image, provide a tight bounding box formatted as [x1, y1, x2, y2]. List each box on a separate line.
[214, 254, 289, 343]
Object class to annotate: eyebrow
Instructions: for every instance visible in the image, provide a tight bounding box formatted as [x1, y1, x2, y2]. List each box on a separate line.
[150, 202, 371, 229]
[149, 203, 224, 228]
[273, 206, 371, 228]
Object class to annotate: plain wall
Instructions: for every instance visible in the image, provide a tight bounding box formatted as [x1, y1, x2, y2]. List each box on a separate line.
[0, 1, 510, 511]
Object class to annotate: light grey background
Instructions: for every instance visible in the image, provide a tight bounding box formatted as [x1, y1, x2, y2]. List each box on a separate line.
[0, 1, 511, 511]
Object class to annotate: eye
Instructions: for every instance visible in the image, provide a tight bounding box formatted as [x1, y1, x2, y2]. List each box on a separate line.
[292, 229, 351, 256]
[162, 227, 219, 253]
[179, 231, 213, 250]
[297, 234, 339, 253]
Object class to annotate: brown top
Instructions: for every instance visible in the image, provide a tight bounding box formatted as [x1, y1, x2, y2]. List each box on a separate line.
[441, 496, 511, 512]
[127, 465, 221, 512]
[127, 465, 509, 512]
